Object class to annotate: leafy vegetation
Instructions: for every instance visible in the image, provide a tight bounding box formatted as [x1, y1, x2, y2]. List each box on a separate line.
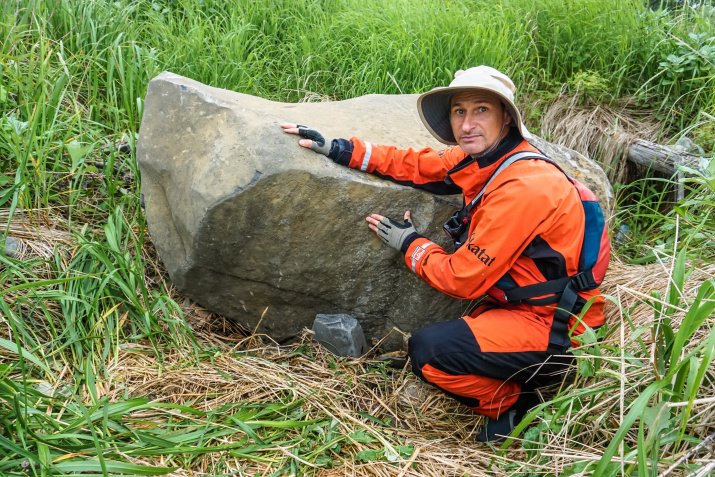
[1, 0, 714, 475]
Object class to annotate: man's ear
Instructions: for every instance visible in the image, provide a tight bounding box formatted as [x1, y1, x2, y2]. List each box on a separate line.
[503, 107, 513, 126]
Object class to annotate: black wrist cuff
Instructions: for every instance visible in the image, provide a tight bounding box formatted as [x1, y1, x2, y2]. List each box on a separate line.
[400, 232, 423, 254]
[327, 138, 354, 166]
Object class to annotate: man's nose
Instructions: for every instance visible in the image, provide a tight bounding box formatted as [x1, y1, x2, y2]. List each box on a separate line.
[461, 113, 476, 131]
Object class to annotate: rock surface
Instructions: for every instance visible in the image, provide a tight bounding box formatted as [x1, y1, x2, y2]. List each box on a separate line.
[527, 135, 613, 211]
[137, 72, 613, 348]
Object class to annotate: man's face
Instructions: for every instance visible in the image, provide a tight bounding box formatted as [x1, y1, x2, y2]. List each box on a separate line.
[450, 91, 511, 156]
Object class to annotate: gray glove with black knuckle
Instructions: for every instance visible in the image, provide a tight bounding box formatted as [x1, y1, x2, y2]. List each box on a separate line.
[296, 125, 333, 156]
[376, 216, 418, 252]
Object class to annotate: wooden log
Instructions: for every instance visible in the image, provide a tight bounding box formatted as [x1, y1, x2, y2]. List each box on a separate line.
[627, 139, 701, 176]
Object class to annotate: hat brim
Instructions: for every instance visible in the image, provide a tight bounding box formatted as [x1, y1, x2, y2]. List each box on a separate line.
[417, 86, 531, 145]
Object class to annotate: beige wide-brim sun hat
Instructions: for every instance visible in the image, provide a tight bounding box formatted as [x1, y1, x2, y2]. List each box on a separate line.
[417, 65, 531, 145]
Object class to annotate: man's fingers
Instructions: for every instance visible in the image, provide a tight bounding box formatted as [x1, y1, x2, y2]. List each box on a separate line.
[283, 123, 314, 148]
[366, 214, 385, 234]
[280, 123, 300, 134]
[404, 210, 411, 221]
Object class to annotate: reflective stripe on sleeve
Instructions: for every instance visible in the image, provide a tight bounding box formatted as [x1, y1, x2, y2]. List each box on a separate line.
[360, 142, 372, 171]
[410, 241, 434, 272]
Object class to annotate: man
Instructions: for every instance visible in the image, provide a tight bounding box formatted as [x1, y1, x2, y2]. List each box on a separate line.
[281, 66, 606, 442]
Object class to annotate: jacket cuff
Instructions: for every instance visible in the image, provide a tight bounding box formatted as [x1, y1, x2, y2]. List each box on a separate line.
[327, 138, 353, 166]
[400, 232, 422, 254]
[404, 237, 437, 273]
[346, 137, 374, 171]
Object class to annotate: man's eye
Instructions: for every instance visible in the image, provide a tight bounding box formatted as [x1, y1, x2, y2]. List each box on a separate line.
[478, 106, 488, 113]
[455, 109, 465, 115]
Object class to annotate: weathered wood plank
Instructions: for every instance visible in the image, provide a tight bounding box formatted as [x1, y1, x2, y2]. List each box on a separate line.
[628, 139, 701, 175]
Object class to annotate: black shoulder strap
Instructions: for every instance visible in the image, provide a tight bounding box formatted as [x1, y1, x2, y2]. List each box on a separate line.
[465, 151, 569, 213]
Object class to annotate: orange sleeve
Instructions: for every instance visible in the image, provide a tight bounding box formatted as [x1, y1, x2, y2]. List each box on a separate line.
[346, 137, 466, 185]
[403, 169, 574, 300]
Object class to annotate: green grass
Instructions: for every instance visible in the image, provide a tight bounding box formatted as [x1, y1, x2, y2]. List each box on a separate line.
[1, 0, 715, 475]
[613, 158, 715, 264]
[502, 253, 715, 475]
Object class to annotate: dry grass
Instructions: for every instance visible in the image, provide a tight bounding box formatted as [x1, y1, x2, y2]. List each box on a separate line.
[538, 95, 666, 185]
[0, 208, 75, 260]
[524, 258, 715, 476]
[105, 330, 500, 475]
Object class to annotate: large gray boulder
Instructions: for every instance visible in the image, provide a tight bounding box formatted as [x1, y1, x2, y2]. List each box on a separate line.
[137, 72, 612, 348]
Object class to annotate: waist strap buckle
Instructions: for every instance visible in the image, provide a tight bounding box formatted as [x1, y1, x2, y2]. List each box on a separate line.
[571, 271, 596, 291]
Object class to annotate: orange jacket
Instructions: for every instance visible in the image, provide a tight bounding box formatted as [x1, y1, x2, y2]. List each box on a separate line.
[340, 130, 605, 338]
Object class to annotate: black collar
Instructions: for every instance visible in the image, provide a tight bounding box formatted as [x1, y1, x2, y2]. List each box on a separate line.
[475, 128, 524, 168]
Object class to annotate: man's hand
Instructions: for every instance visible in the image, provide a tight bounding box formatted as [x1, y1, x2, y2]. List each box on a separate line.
[281, 123, 333, 156]
[366, 211, 417, 252]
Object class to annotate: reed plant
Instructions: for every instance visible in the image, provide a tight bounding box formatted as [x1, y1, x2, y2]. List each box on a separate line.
[1, 0, 714, 474]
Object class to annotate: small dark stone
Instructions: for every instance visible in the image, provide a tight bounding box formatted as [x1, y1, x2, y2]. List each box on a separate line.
[313, 314, 368, 358]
